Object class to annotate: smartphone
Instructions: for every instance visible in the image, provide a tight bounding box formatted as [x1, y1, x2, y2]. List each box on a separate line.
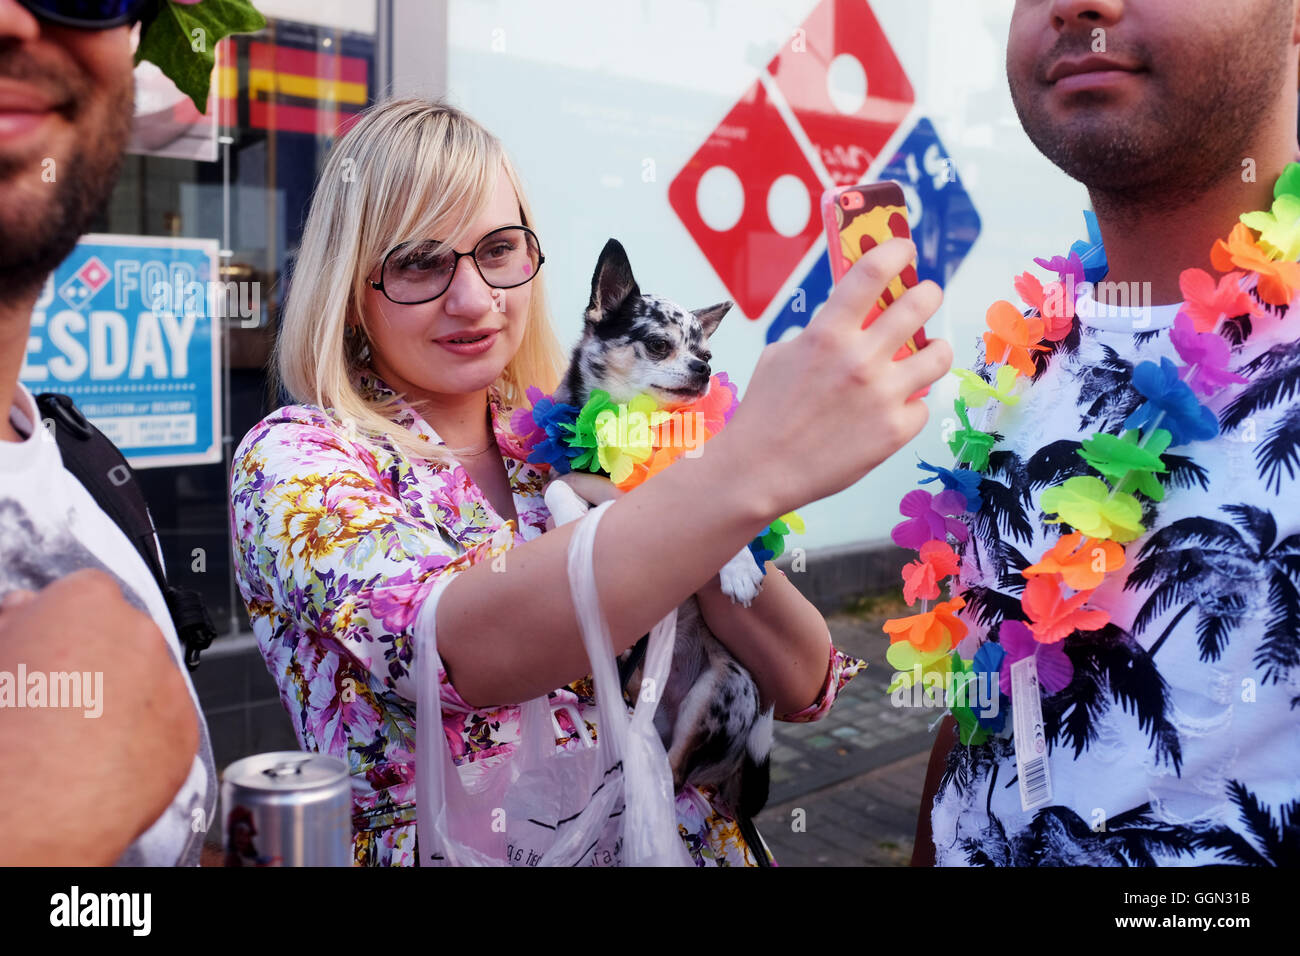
[821, 181, 928, 357]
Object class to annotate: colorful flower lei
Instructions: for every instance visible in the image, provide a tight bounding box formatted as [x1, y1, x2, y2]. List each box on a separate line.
[511, 373, 804, 574]
[882, 163, 1300, 745]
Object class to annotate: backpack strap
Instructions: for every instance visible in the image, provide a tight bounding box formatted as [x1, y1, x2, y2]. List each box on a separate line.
[33, 392, 217, 671]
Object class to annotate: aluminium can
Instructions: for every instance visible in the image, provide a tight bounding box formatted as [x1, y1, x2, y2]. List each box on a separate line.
[221, 752, 353, 867]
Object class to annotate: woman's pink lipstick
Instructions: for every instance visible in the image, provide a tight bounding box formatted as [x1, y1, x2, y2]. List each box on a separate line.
[435, 329, 499, 355]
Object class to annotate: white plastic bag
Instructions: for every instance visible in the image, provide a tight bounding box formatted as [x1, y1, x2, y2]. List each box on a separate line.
[415, 500, 691, 866]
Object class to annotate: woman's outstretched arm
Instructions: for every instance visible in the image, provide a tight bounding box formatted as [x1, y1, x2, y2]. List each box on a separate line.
[437, 238, 952, 708]
[693, 565, 836, 719]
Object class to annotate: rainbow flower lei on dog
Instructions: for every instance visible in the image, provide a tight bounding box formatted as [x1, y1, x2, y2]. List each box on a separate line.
[511, 373, 804, 573]
[882, 163, 1300, 746]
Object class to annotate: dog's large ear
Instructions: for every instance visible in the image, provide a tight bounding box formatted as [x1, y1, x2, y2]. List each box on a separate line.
[693, 301, 732, 338]
[586, 239, 640, 324]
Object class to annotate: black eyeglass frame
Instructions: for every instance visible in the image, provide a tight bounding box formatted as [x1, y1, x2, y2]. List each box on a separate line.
[17, 0, 155, 29]
[369, 225, 546, 306]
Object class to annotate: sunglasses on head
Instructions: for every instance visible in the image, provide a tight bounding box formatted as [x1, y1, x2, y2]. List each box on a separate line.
[16, 0, 156, 29]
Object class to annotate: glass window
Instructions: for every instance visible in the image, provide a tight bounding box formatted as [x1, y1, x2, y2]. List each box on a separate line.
[96, 12, 378, 637]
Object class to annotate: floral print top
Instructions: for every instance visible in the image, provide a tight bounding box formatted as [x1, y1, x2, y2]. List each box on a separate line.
[229, 366, 865, 866]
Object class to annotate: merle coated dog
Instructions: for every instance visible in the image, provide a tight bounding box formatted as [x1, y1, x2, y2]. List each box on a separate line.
[543, 239, 772, 821]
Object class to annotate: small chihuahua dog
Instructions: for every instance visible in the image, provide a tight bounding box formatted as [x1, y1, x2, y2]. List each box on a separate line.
[543, 238, 773, 819]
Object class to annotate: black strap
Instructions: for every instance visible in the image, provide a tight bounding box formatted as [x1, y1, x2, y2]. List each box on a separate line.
[33, 392, 217, 671]
[736, 813, 773, 867]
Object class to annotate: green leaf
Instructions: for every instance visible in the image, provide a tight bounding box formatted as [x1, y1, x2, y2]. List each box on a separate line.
[135, 0, 268, 114]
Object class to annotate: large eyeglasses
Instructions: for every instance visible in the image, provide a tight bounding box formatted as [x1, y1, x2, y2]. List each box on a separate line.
[17, 0, 153, 29]
[370, 225, 545, 305]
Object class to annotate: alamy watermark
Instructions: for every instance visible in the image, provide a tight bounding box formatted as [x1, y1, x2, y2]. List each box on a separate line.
[1045, 276, 1158, 327]
[593, 407, 708, 458]
[50, 886, 150, 935]
[891, 664, 1000, 721]
[0, 664, 102, 718]
[149, 277, 261, 327]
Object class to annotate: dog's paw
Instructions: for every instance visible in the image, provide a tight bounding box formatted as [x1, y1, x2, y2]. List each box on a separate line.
[544, 479, 592, 527]
[719, 549, 765, 607]
[557, 471, 625, 505]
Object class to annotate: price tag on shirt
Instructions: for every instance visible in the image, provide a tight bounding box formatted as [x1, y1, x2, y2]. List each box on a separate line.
[1010, 656, 1053, 812]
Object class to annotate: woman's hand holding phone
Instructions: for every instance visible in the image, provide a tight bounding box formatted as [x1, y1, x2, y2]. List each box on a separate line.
[716, 236, 952, 520]
[824, 181, 929, 396]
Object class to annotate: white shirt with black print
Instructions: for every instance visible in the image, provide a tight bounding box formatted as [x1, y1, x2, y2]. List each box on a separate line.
[931, 288, 1300, 866]
[0, 381, 217, 866]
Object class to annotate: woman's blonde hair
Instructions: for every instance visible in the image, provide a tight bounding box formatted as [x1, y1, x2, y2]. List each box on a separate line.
[272, 97, 567, 466]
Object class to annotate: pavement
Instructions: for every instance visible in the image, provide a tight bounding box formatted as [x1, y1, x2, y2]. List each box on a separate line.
[753, 590, 941, 866]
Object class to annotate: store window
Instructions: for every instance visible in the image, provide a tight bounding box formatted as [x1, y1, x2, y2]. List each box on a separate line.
[97, 4, 379, 637]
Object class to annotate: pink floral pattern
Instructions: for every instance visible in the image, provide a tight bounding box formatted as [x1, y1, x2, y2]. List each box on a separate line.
[230, 367, 861, 866]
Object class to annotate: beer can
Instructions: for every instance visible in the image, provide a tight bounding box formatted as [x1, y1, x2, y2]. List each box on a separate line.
[222, 752, 353, 867]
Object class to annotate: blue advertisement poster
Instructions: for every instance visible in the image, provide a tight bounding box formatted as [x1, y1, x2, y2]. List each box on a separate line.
[21, 234, 223, 469]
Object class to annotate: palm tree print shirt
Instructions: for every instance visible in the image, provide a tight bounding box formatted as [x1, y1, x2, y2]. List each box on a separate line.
[931, 290, 1300, 866]
[229, 367, 863, 866]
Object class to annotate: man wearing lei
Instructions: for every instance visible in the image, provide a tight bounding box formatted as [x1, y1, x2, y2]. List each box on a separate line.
[900, 0, 1300, 866]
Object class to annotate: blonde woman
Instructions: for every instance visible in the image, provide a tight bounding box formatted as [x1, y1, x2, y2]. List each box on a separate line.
[229, 98, 951, 866]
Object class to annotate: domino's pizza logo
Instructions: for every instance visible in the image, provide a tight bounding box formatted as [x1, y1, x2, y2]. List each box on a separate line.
[57, 255, 111, 312]
[668, 0, 981, 339]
